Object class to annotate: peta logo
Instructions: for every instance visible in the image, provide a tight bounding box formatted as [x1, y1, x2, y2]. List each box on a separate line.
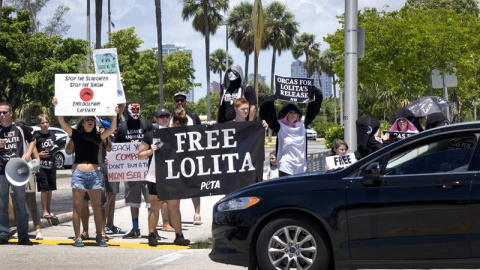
[200, 180, 220, 190]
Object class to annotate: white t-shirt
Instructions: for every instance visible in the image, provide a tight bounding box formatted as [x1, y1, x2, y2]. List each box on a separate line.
[277, 120, 307, 175]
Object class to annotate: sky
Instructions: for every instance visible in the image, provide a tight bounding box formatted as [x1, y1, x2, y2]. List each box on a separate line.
[35, 0, 407, 102]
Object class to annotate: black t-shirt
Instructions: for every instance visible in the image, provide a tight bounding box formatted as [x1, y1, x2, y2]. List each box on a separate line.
[71, 129, 102, 164]
[0, 124, 32, 174]
[33, 131, 57, 169]
[218, 85, 257, 123]
[114, 118, 153, 143]
[141, 127, 166, 167]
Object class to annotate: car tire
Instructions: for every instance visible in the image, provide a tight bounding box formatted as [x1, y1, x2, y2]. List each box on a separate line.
[256, 215, 330, 270]
[54, 153, 65, 169]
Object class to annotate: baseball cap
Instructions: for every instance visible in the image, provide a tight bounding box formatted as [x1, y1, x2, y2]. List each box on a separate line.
[174, 92, 187, 100]
[156, 108, 171, 117]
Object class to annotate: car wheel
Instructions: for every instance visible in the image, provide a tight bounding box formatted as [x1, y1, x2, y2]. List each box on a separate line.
[256, 215, 330, 270]
[54, 153, 65, 169]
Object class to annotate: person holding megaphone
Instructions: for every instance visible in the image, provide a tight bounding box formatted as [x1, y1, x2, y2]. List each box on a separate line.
[52, 97, 118, 247]
[0, 102, 36, 245]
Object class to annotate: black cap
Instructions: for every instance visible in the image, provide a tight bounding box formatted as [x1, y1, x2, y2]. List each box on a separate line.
[156, 108, 171, 117]
[174, 92, 187, 100]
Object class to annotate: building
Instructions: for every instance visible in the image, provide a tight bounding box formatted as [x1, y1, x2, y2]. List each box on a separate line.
[290, 60, 333, 98]
[162, 43, 195, 102]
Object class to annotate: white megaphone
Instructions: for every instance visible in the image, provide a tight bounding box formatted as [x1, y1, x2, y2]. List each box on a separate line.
[5, 158, 41, 186]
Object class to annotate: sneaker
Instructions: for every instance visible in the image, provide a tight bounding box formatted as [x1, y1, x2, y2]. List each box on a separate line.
[18, 238, 33, 246]
[173, 233, 190, 246]
[148, 232, 158, 247]
[74, 238, 84, 247]
[35, 229, 43, 240]
[104, 226, 114, 235]
[11, 232, 18, 239]
[111, 226, 127, 234]
[122, 228, 141, 239]
[95, 235, 108, 247]
[0, 238, 8, 245]
[193, 214, 202, 225]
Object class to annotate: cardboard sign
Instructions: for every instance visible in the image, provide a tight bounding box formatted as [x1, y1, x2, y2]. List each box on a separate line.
[93, 48, 126, 103]
[383, 131, 416, 140]
[325, 153, 356, 169]
[275, 75, 314, 103]
[54, 74, 117, 116]
[106, 142, 149, 182]
[154, 121, 265, 200]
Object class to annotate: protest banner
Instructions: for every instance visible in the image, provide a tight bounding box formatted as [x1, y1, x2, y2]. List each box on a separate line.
[154, 121, 265, 200]
[382, 131, 416, 140]
[325, 153, 356, 169]
[106, 142, 149, 182]
[54, 74, 117, 116]
[93, 48, 126, 103]
[275, 75, 314, 102]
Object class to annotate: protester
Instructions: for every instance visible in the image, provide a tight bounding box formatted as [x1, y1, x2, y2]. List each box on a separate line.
[393, 107, 423, 132]
[138, 108, 172, 246]
[217, 64, 257, 123]
[425, 112, 450, 130]
[115, 102, 154, 239]
[33, 114, 58, 220]
[325, 138, 356, 170]
[0, 102, 34, 245]
[266, 151, 278, 180]
[259, 87, 323, 176]
[354, 116, 390, 160]
[172, 92, 202, 226]
[53, 97, 118, 247]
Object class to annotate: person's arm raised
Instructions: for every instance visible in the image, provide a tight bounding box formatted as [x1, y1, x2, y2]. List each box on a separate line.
[52, 97, 73, 137]
[101, 106, 119, 141]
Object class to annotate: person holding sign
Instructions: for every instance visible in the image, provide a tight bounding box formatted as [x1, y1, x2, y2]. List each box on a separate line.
[52, 97, 118, 247]
[325, 139, 357, 170]
[386, 108, 419, 142]
[260, 87, 323, 176]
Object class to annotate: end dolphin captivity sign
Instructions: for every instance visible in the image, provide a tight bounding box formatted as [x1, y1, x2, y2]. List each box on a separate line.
[154, 121, 265, 200]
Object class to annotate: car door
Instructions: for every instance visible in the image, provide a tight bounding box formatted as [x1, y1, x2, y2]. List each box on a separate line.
[346, 133, 477, 260]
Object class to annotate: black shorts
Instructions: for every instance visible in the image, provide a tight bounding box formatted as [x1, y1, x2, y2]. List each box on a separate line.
[147, 182, 157, 196]
[36, 168, 57, 192]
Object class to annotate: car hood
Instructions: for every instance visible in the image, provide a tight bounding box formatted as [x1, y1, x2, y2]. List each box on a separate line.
[220, 170, 344, 203]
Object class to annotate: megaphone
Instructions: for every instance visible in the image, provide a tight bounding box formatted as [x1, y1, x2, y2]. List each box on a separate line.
[5, 158, 40, 186]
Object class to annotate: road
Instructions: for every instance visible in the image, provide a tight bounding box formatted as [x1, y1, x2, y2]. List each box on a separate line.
[1, 139, 327, 270]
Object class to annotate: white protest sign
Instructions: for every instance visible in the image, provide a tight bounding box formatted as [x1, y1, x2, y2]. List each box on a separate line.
[325, 153, 356, 169]
[54, 74, 117, 116]
[106, 142, 149, 182]
[93, 48, 126, 103]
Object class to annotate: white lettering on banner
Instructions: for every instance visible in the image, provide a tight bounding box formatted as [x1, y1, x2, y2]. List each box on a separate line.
[165, 152, 255, 180]
[200, 180, 220, 190]
[175, 129, 237, 153]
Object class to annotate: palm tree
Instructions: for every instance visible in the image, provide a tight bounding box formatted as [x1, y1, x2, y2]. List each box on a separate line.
[210, 48, 232, 84]
[291, 32, 319, 71]
[0, 0, 3, 28]
[182, 0, 229, 121]
[227, 2, 254, 80]
[263, 1, 298, 93]
[306, 49, 326, 122]
[95, 0, 102, 49]
[155, 0, 164, 108]
[320, 49, 338, 124]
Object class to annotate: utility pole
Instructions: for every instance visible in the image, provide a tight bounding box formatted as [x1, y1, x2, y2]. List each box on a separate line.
[344, 0, 358, 152]
[86, 0, 91, 73]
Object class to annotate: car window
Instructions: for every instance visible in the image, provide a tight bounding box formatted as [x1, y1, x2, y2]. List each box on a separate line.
[385, 135, 477, 175]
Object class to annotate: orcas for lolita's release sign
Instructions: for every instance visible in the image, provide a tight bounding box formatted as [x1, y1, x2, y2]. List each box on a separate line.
[54, 74, 117, 116]
[154, 121, 265, 200]
[275, 75, 315, 103]
[93, 48, 126, 104]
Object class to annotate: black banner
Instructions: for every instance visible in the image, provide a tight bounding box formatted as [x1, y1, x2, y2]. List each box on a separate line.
[154, 121, 265, 200]
[275, 75, 314, 103]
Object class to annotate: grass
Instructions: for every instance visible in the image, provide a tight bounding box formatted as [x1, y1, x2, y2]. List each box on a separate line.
[56, 174, 71, 178]
[189, 237, 212, 249]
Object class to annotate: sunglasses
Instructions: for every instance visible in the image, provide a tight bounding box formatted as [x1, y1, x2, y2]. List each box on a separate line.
[0, 111, 9, 115]
[174, 99, 186, 103]
[157, 114, 170, 119]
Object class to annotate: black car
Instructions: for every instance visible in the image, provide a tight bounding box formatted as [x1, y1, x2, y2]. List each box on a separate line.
[209, 121, 480, 270]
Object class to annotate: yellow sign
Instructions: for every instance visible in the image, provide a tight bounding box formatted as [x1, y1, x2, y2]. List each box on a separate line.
[252, 0, 264, 56]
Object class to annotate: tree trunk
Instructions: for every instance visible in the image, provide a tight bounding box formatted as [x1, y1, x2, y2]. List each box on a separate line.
[155, 0, 164, 108]
[270, 48, 276, 94]
[203, 2, 211, 120]
[86, 0, 91, 72]
[95, 0, 103, 49]
[244, 51, 250, 84]
[333, 74, 337, 124]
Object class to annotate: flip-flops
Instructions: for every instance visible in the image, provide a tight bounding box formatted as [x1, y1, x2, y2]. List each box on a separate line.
[41, 213, 52, 219]
[160, 226, 175, 232]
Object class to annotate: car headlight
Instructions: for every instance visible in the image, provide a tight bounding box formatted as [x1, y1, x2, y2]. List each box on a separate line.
[217, 197, 260, 212]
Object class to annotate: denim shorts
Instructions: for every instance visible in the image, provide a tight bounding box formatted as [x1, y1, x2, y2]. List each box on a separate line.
[71, 169, 103, 190]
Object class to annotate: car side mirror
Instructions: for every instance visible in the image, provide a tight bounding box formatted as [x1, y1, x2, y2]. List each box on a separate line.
[362, 162, 381, 186]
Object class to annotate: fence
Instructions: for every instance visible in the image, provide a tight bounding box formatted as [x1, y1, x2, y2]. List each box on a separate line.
[306, 151, 329, 172]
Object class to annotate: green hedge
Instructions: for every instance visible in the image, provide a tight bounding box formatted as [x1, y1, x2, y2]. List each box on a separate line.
[325, 125, 344, 149]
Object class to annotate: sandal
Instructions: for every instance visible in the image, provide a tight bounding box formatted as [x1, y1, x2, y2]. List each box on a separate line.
[80, 232, 89, 240]
[102, 235, 109, 242]
[160, 225, 175, 232]
[49, 213, 57, 219]
[41, 213, 52, 219]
